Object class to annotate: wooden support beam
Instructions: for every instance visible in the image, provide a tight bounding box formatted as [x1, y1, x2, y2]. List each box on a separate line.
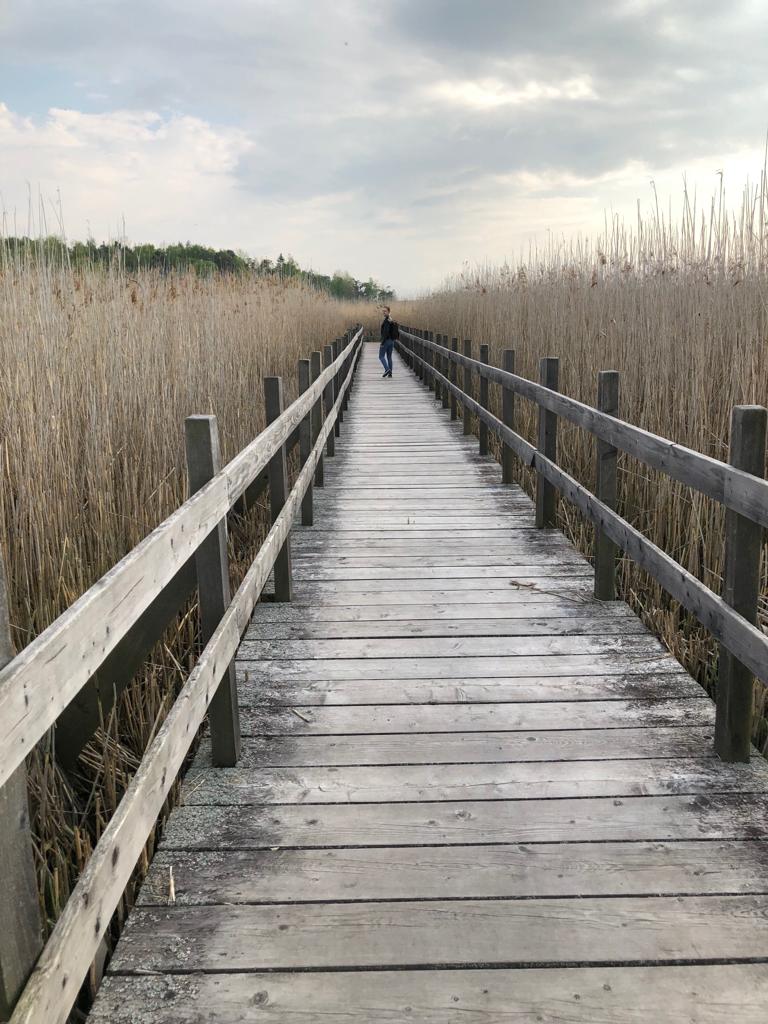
[450, 338, 458, 420]
[535, 356, 560, 528]
[311, 351, 324, 487]
[434, 335, 442, 403]
[462, 339, 473, 435]
[298, 359, 313, 526]
[441, 338, 450, 410]
[594, 370, 620, 601]
[479, 344, 489, 455]
[323, 346, 335, 458]
[342, 337, 351, 412]
[264, 378, 293, 603]
[0, 554, 43, 1022]
[184, 415, 241, 766]
[715, 404, 767, 762]
[502, 349, 515, 484]
[333, 340, 342, 434]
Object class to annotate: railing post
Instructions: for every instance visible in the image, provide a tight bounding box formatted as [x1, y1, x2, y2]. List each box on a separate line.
[0, 553, 43, 1021]
[264, 377, 293, 602]
[594, 370, 619, 600]
[462, 339, 473, 435]
[450, 338, 458, 420]
[342, 335, 352, 412]
[535, 357, 559, 528]
[184, 415, 241, 766]
[426, 332, 435, 392]
[434, 334, 442, 403]
[479, 344, 489, 455]
[333, 340, 342, 434]
[714, 404, 767, 762]
[441, 337, 450, 410]
[501, 349, 515, 483]
[323, 346, 335, 458]
[418, 330, 425, 382]
[298, 358, 313, 526]
[311, 350, 324, 487]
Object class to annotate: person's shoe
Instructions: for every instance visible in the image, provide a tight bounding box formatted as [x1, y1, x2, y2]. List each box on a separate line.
[385, 370, 393, 378]
[382, 371, 389, 378]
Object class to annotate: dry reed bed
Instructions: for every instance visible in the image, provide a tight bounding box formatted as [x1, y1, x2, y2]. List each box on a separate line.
[396, 262, 768, 750]
[0, 261, 356, 957]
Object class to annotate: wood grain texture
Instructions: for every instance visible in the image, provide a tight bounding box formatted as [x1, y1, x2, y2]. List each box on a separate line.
[0, 554, 42, 1018]
[179, 756, 768, 806]
[138, 839, 768, 905]
[235, 671, 699, 707]
[159, 792, 768, 849]
[90, 964, 768, 1023]
[236, 698, 714, 736]
[108, 895, 768, 972]
[197, 725, 715, 766]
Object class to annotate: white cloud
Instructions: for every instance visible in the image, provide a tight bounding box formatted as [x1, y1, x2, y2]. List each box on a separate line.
[0, 104, 252, 236]
[429, 75, 597, 110]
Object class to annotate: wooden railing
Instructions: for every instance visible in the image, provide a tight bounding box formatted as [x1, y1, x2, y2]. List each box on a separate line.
[0, 327, 363, 1024]
[396, 327, 768, 764]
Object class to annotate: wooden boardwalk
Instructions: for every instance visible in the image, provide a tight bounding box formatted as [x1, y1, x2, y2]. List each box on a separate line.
[91, 342, 768, 1022]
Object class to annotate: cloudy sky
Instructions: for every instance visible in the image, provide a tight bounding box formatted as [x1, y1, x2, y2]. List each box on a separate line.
[1, 0, 766, 293]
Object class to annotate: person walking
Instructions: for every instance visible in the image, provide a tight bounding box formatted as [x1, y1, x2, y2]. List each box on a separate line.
[379, 306, 399, 378]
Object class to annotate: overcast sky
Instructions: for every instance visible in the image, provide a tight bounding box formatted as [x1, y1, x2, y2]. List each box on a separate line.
[1, 0, 766, 294]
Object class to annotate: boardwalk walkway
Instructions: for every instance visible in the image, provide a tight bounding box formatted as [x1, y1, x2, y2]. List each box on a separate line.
[91, 342, 768, 1021]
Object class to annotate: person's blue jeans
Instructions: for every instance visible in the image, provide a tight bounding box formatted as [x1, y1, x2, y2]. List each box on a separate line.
[379, 341, 394, 373]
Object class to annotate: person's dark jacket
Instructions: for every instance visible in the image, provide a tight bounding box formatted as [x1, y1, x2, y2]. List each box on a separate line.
[380, 317, 399, 342]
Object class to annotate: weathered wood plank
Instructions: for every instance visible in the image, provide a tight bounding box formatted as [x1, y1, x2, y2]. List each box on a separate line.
[244, 615, 648, 641]
[237, 651, 683, 682]
[267, 583, 597, 606]
[160, 792, 768, 849]
[290, 554, 590, 570]
[236, 671, 698, 707]
[90, 964, 768, 1023]
[248, 599, 637, 624]
[238, 633, 666, 661]
[139, 839, 768, 905]
[198, 724, 714, 766]
[179, 756, 766, 806]
[108, 895, 768, 972]
[185, 414, 240, 767]
[236, 698, 712, 736]
[0, 555, 42, 1019]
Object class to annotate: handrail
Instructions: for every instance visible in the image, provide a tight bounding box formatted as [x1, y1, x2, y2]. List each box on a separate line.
[396, 328, 768, 759]
[0, 329, 362, 793]
[403, 330, 768, 529]
[7, 330, 363, 1024]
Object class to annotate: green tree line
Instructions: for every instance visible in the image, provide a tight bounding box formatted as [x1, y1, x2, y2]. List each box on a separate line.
[0, 236, 395, 301]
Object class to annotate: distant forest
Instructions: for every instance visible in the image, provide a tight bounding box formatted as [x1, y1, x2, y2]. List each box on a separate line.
[0, 236, 395, 301]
